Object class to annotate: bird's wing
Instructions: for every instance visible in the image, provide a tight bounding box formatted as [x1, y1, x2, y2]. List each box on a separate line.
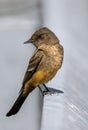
[6, 49, 44, 117]
[20, 49, 44, 92]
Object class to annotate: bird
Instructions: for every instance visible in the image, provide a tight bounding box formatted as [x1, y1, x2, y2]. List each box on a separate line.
[6, 27, 64, 117]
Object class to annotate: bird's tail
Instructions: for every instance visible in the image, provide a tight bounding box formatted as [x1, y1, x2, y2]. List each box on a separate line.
[6, 92, 27, 117]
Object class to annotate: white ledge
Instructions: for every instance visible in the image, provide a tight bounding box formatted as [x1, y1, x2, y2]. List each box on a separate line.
[41, 93, 64, 130]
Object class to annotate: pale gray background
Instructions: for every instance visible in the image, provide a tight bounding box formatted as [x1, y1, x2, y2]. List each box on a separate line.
[0, 0, 88, 130]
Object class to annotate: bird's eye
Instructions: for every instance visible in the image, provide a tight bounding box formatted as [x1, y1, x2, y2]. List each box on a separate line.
[38, 35, 42, 39]
[38, 34, 45, 40]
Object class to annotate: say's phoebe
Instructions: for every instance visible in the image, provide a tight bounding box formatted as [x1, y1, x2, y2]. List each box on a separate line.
[6, 27, 64, 117]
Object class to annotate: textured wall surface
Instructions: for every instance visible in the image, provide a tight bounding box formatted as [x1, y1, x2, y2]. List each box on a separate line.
[0, 0, 40, 16]
[41, 0, 88, 130]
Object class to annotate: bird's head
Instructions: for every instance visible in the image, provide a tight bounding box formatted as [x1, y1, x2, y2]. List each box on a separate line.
[24, 27, 59, 48]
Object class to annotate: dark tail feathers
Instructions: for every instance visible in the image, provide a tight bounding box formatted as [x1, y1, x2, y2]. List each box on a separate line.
[6, 93, 27, 117]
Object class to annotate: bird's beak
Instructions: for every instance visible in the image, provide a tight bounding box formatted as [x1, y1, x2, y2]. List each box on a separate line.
[24, 39, 34, 44]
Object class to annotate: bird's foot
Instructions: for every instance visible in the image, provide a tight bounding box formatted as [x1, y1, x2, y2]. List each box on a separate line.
[43, 87, 64, 96]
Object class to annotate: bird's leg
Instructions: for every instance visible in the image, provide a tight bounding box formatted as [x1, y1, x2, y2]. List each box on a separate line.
[43, 83, 64, 95]
[38, 84, 64, 96]
[43, 83, 55, 95]
[38, 85, 44, 96]
[38, 84, 49, 96]
[43, 83, 49, 91]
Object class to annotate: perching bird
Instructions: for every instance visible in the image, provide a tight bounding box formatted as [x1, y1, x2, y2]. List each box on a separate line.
[6, 27, 64, 117]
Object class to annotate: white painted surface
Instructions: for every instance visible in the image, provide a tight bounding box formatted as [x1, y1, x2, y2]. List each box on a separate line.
[41, 94, 64, 130]
[0, 18, 42, 130]
[41, 0, 88, 130]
